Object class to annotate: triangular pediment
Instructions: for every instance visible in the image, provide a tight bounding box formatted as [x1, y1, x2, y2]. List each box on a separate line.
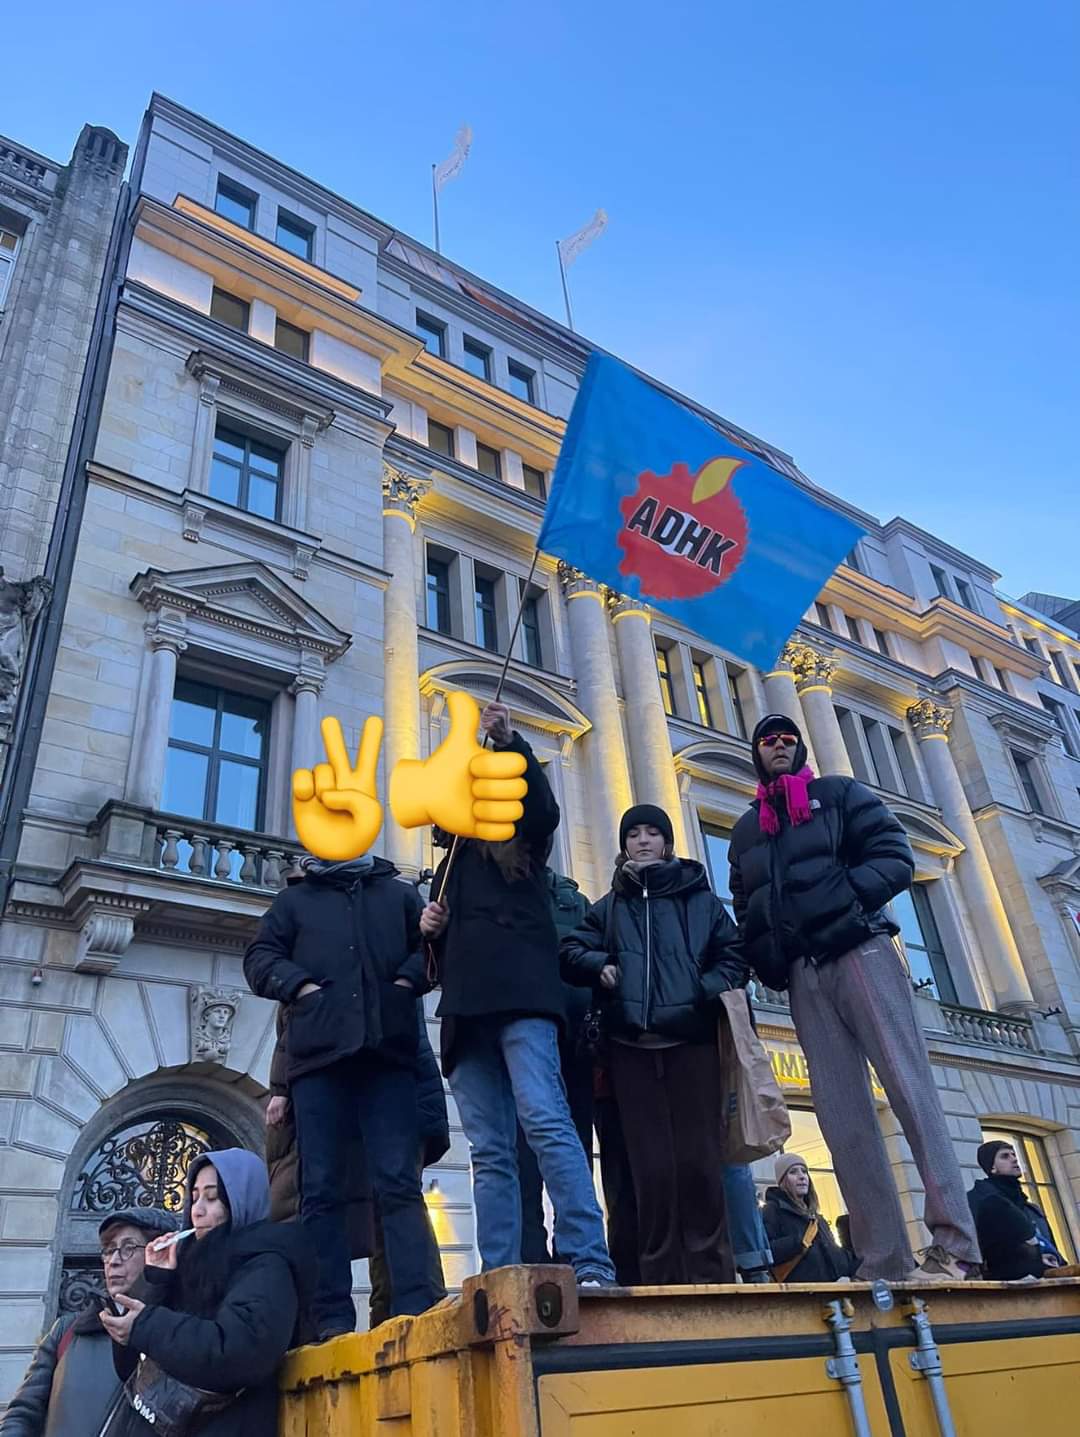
[131, 561, 351, 656]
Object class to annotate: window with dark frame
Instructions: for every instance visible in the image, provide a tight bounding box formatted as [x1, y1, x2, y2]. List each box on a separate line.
[994, 666, 1009, 691]
[692, 660, 713, 727]
[416, 312, 447, 359]
[859, 714, 884, 786]
[520, 582, 543, 668]
[275, 208, 314, 261]
[930, 564, 951, 600]
[507, 361, 535, 403]
[215, 178, 256, 230]
[1011, 750, 1044, 813]
[0, 227, 20, 309]
[474, 574, 498, 652]
[725, 663, 748, 739]
[814, 601, 833, 632]
[1050, 651, 1073, 688]
[210, 288, 250, 332]
[475, 443, 501, 480]
[425, 555, 452, 634]
[842, 611, 860, 643]
[522, 465, 547, 500]
[844, 547, 861, 572]
[1023, 635, 1040, 655]
[655, 646, 677, 716]
[889, 884, 957, 1003]
[955, 578, 975, 611]
[700, 823, 733, 902]
[1040, 695, 1078, 758]
[274, 318, 309, 362]
[163, 679, 270, 833]
[463, 336, 492, 381]
[427, 420, 454, 458]
[210, 424, 284, 520]
[873, 627, 891, 657]
[1074, 662, 1080, 692]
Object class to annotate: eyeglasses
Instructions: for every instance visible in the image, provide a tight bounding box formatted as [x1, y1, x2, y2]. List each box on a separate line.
[101, 1240, 147, 1263]
[758, 733, 799, 749]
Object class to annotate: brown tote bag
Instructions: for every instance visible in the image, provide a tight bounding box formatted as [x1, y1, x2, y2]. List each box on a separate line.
[717, 988, 791, 1164]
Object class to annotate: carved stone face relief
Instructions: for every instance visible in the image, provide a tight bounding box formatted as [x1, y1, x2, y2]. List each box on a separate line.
[190, 986, 242, 1064]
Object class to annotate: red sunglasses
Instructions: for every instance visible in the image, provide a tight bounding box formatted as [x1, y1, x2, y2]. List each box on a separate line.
[758, 733, 799, 749]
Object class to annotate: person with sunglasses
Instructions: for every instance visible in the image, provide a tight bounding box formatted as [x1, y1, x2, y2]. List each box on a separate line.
[728, 713, 981, 1284]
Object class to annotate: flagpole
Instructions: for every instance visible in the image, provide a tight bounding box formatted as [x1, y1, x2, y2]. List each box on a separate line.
[432, 164, 441, 254]
[431, 547, 541, 911]
[556, 241, 574, 331]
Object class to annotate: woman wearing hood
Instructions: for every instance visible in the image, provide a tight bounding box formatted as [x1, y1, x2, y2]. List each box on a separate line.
[562, 803, 748, 1285]
[762, 1153, 852, 1283]
[98, 1147, 312, 1437]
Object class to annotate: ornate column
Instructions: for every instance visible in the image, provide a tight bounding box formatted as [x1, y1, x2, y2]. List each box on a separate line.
[761, 640, 819, 771]
[289, 678, 321, 777]
[381, 463, 431, 872]
[788, 644, 852, 777]
[907, 700, 1034, 1012]
[558, 564, 633, 861]
[608, 593, 688, 854]
[127, 635, 185, 810]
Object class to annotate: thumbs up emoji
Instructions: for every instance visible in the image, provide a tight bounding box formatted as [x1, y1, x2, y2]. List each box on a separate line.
[293, 715, 384, 862]
[390, 691, 527, 841]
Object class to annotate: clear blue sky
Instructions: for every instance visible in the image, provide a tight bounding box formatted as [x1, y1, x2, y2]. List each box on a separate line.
[4, 1, 1077, 600]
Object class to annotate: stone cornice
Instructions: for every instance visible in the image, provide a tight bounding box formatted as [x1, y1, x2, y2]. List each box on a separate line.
[881, 516, 1001, 584]
[186, 349, 336, 432]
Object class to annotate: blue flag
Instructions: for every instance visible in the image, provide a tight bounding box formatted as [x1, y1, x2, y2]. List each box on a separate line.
[538, 354, 865, 670]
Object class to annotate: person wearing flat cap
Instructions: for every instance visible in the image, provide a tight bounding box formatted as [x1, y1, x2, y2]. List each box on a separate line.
[562, 802, 747, 1285]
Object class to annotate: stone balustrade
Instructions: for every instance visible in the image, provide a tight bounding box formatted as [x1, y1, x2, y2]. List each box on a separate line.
[154, 816, 301, 889]
[939, 1003, 1037, 1053]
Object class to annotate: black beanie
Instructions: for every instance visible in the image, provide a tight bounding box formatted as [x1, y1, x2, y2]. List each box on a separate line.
[750, 712, 808, 783]
[619, 804, 674, 852]
[977, 1140, 1012, 1176]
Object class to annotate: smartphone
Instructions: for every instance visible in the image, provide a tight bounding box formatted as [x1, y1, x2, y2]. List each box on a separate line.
[103, 1296, 123, 1318]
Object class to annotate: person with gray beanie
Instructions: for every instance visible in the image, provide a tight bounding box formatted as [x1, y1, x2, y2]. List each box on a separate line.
[0, 1207, 177, 1437]
[562, 802, 747, 1284]
[762, 1153, 851, 1283]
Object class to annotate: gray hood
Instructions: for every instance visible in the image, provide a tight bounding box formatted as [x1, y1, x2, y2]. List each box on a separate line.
[184, 1147, 270, 1231]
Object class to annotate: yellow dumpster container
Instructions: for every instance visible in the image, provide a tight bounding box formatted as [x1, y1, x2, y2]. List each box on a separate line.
[280, 1266, 1080, 1436]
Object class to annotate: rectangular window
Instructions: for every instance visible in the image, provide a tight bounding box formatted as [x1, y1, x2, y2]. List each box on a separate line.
[859, 715, 884, 787]
[416, 311, 447, 358]
[842, 612, 861, 643]
[692, 660, 713, 728]
[725, 663, 748, 739]
[844, 547, 861, 573]
[656, 646, 677, 716]
[215, 177, 256, 230]
[274, 318, 309, 362]
[1074, 662, 1080, 691]
[980, 1128, 1076, 1262]
[889, 884, 957, 1003]
[0, 227, 20, 308]
[210, 288, 250, 332]
[994, 666, 1009, 691]
[474, 573, 499, 652]
[955, 578, 975, 610]
[210, 424, 284, 520]
[889, 726, 923, 801]
[522, 464, 547, 500]
[1050, 651, 1073, 688]
[463, 337, 492, 381]
[814, 601, 833, 632]
[520, 581, 543, 668]
[275, 208, 314, 261]
[425, 556, 452, 634]
[475, 443, 501, 480]
[163, 678, 269, 831]
[1040, 695, 1078, 758]
[427, 420, 454, 458]
[1012, 750, 1044, 813]
[873, 627, 891, 657]
[930, 564, 951, 600]
[835, 706, 873, 785]
[507, 361, 535, 403]
[700, 823, 733, 902]
[1023, 635, 1040, 655]
[972, 655, 989, 683]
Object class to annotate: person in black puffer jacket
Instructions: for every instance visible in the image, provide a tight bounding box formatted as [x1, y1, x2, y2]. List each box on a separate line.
[729, 713, 980, 1284]
[967, 1140, 1066, 1281]
[763, 1153, 852, 1283]
[99, 1150, 312, 1437]
[562, 803, 747, 1285]
[244, 853, 444, 1337]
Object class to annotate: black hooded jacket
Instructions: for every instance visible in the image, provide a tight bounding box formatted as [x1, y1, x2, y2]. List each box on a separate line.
[243, 857, 426, 1079]
[729, 715, 914, 990]
[561, 858, 747, 1042]
[967, 1176, 1059, 1281]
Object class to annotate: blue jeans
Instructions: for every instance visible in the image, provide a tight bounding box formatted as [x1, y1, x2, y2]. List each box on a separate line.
[449, 1016, 614, 1281]
[723, 1163, 772, 1271]
[292, 1053, 443, 1332]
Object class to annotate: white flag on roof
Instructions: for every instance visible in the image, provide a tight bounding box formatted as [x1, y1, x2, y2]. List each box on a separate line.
[434, 125, 473, 192]
[558, 208, 608, 268]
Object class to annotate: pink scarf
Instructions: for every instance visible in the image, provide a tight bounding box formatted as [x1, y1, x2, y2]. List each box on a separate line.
[757, 765, 815, 835]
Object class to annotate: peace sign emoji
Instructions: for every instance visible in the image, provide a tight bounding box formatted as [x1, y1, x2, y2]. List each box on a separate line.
[293, 716, 383, 861]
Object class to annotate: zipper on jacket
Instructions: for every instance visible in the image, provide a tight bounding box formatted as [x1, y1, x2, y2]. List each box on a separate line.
[642, 877, 652, 1030]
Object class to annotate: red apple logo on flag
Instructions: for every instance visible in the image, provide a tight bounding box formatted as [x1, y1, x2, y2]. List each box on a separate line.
[617, 458, 750, 600]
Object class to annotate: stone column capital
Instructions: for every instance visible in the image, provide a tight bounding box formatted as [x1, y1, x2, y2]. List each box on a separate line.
[766, 639, 808, 677]
[557, 561, 604, 602]
[908, 698, 954, 740]
[606, 592, 651, 623]
[382, 462, 431, 522]
[785, 642, 836, 694]
[147, 629, 187, 657]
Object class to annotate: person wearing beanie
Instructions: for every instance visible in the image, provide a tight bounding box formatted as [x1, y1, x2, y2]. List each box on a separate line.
[967, 1141, 1066, 1281]
[728, 710, 981, 1284]
[1, 1207, 178, 1437]
[762, 1154, 852, 1283]
[562, 803, 748, 1285]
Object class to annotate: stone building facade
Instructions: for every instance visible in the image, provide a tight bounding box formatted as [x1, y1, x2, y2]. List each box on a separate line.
[2, 94, 1080, 1398]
